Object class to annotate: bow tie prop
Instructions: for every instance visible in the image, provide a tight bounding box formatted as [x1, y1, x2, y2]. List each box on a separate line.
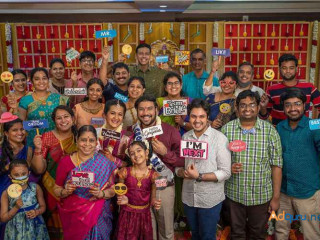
[242, 128, 256, 135]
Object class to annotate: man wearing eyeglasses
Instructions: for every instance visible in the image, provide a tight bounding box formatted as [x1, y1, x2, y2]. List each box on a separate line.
[275, 88, 320, 239]
[260, 54, 320, 125]
[221, 90, 283, 240]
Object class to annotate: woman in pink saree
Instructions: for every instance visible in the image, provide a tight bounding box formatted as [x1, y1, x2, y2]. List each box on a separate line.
[53, 125, 117, 240]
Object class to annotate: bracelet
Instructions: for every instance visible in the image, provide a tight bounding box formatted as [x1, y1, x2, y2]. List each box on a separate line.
[101, 190, 106, 199]
[34, 151, 42, 156]
[60, 188, 65, 198]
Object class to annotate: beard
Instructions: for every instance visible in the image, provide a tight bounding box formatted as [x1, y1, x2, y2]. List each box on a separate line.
[287, 112, 304, 122]
[139, 114, 157, 128]
[281, 72, 296, 81]
[238, 80, 251, 88]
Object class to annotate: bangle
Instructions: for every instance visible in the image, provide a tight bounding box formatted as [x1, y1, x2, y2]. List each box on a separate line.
[101, 190, 106, 199]
[34, 151, 42, 156]
[60, 188, 65, 198]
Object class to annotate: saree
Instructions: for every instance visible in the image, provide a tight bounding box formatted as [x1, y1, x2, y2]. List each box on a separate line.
[56, 153, 117, 240]
[41, 131, 77, 240]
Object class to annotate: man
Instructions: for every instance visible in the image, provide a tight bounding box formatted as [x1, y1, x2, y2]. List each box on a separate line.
[275, 88, 320, 239]
[260, 54, 320, 125]
[203, 61, 265, 97]
[221, 90, 283, 240]
[177, 98, 231, 239]
[128, 43, 168, 98]
[131, 95, 184, 240]
[183, 48, 219, 99]
[49, 58, 77, 95]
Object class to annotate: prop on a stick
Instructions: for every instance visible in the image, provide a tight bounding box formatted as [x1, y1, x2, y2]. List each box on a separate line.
[155, 176, 167, 200]
[23, 119, 48, 136]
[114, 183, 128, 195]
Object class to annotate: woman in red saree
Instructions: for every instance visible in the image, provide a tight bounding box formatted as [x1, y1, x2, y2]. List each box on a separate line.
[53, 125, 117, 240]
[31, 105, 77, 239]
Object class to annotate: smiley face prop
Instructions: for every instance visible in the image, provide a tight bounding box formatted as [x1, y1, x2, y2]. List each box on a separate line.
[1, 71, 13, 83]
[7, 184, 22, 198]
[122, 44, 132, 55]
[114, 183, 128, 195]
[220, 103, 231, 114]
[264, 69, 275, 81]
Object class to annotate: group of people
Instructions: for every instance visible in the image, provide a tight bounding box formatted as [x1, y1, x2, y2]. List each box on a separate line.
[0, 42, 319, 240]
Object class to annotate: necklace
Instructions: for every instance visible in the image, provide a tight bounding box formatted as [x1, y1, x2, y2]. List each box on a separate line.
[33, 92, 50, 106]
[80, 101, 103, 115]
[132, 167, 149, 188]
[76, 152, 93, 171]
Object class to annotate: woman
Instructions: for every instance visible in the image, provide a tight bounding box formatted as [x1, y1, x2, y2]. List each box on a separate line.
[53, 125, 117, 240]
[205, 71, 238, 130]
[1, 69, 28, 115]
[123, 76, 145, 129]
[0, 112, 38, 239]
[99, 99, 129, 168]
[157, 71, 192, 136]
[31, 105, 77, 240]
[18, 67, 69, 146]
[73, 78, 105, 129]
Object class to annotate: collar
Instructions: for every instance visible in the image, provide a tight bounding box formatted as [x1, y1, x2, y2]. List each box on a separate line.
[191, 70, 209, 79]
[135, 64, 152, 73]
[281, 79, 299, 87]
[190, 125, 211, 139]
[282, 115, 308, 130]
[236, 118, 262, 131]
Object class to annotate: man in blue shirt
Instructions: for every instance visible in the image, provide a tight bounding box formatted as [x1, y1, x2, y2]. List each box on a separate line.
[276, 88, 320, 239]
[182, 48, 219, 99]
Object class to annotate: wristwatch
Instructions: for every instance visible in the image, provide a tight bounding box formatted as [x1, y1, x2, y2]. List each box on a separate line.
[196, 173, 203, 182]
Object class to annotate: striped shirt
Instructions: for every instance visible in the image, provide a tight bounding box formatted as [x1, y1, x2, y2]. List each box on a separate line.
[221, 118, 283, 206]
[262, 81, 320, 125]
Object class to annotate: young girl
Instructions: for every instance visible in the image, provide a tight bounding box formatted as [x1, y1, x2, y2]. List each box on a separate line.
[0, 159, 49, 240]
[115, 141, 161, 240]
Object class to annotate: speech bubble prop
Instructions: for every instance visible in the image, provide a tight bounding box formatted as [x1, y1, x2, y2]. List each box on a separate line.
[211, 48, 231, 57]
[163, 99, 188, 116]
[23, 119, 48, 131]
[95, 29, 117, 39]
[309, 119, 320, 130]
[180, 140, 208, 160]
[142, 125, 163, 139]
[114, 92, 128, 103]
[71, 171, 95, 188]
[101, 129, 121, 140]
[155, 176, 167, 190]
[66, 47, 80, 62]
[175, 51, 190, 66]
[228, 140, 246, 152]
[91, 117, 105, 126]
[156, 55, 169, 63]
[64, 88, 87, 96]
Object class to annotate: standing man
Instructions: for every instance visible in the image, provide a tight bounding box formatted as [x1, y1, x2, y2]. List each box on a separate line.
[260, 54, 320, 125]
[177, 98, 231, 239]
[275, 88, 320, 239]
[131, 95, 184, 240]
[221, 90, 283, 240]
[183, 48, 219, 99]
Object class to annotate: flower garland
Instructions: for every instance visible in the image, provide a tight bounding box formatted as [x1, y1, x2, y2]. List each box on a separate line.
[107, 23, 114, 62]
[213, 22, 219, 62]
[139, 23, 145, 44]
[179, 22, 185, 75]
[310, 20, 318, 84]
[5, 23, 13, 71]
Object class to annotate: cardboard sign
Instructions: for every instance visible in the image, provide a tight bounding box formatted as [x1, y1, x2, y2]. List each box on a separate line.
[71, 171, 95, 188]
[64, 88, 87, 95]
[180, 140, 208, 160]
[101, 128, 121, 140]
[309, 119, 320, 130]
[228, 140, 246, 152]
[174, 51, 190, 66]
[91, 117, 105, 126]
[156, 55, 169, 63]
[143, 125, 163, 139]
[95, 29, 117, 39]
[155, 176, 167, 190]
[211, 48, 231, 57]
[163, 99, 188, 116]
[23, 119, 48, 131]
[114, 92, 128, 103]
[66, 47, 80, 62]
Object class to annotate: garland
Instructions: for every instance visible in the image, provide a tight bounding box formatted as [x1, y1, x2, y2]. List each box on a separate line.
[179, 22, 185, 75]
[139, 23, 145, 44]
[5, 23, 13, 71]
[213, 22, 219, 62]
[107, 23, 114, 62]
[310, 20, 318, 84]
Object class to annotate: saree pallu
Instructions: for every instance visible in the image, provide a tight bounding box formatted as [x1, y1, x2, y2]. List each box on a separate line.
[41, 131, 77, 240]
[57, 153, 117, 240]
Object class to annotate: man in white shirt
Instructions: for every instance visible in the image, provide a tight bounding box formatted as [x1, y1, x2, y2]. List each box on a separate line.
[177, 98, 231, 239]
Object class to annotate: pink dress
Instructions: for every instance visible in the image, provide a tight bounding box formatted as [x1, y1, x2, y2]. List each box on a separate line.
[115, 167, 158, 240]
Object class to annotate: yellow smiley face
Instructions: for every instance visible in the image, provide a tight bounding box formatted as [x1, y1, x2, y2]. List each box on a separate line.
[220, 103, 231, 114]
[122, 44, 132, 55]
[7, 184, 22, 199]
[1, 71, 13, 83]
[264, 69, 275, 81]
[114, 183, 128, 195]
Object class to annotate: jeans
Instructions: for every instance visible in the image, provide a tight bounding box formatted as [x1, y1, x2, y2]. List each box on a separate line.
[184, 202, 222, 240]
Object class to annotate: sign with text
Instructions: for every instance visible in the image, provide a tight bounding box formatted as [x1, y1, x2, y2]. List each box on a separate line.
[66, 47, 80, 62]
[143, 125, 163, 139]
[95, 29, 117, 39]
[71, 171, 95, 188]
[64, 88, 87, 95]
[211, 48, 231, 57]
[155, 176, 167, 190]
[309, 119, 320, 130]
[23, 119, 48, 131]
[91, 117, 105, 126]
[228, 140, 246, 152]
[156, 55, 169, 63]
[180, 140, 208, 160]
[101, 128, 121, 140]
[163, 99, 188, 116]
[114, 92, 128, 103]
[174, 51, 190, 66]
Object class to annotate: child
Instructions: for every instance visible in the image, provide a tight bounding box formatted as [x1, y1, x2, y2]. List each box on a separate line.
[0, 159, 49, 240]
[115, 141, 161, 240]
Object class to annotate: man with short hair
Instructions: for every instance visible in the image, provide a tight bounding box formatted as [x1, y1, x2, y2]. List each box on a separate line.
[130, 95, 184, 240]
[260, 53, 320, 125]
[275, 88, 320, 239]
[183, 48, 219, 99]
[221, 90, 283, 240]
[177, 98, 231, 239]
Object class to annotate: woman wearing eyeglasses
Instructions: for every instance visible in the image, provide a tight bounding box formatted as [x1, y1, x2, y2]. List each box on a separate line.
[205, 71, 238, 130]
[157, 72, 192, 136]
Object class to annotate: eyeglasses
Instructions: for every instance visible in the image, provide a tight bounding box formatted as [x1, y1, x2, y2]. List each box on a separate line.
[220, 80, 236, 86]
[239, 103, 257, 109]
[284, 101, 303, 108]
[81, 59, 94, 64]
[166, 81, 181, 87]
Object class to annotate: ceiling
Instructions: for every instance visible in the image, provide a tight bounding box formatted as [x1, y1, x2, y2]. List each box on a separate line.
[0, 0, 320, 22]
